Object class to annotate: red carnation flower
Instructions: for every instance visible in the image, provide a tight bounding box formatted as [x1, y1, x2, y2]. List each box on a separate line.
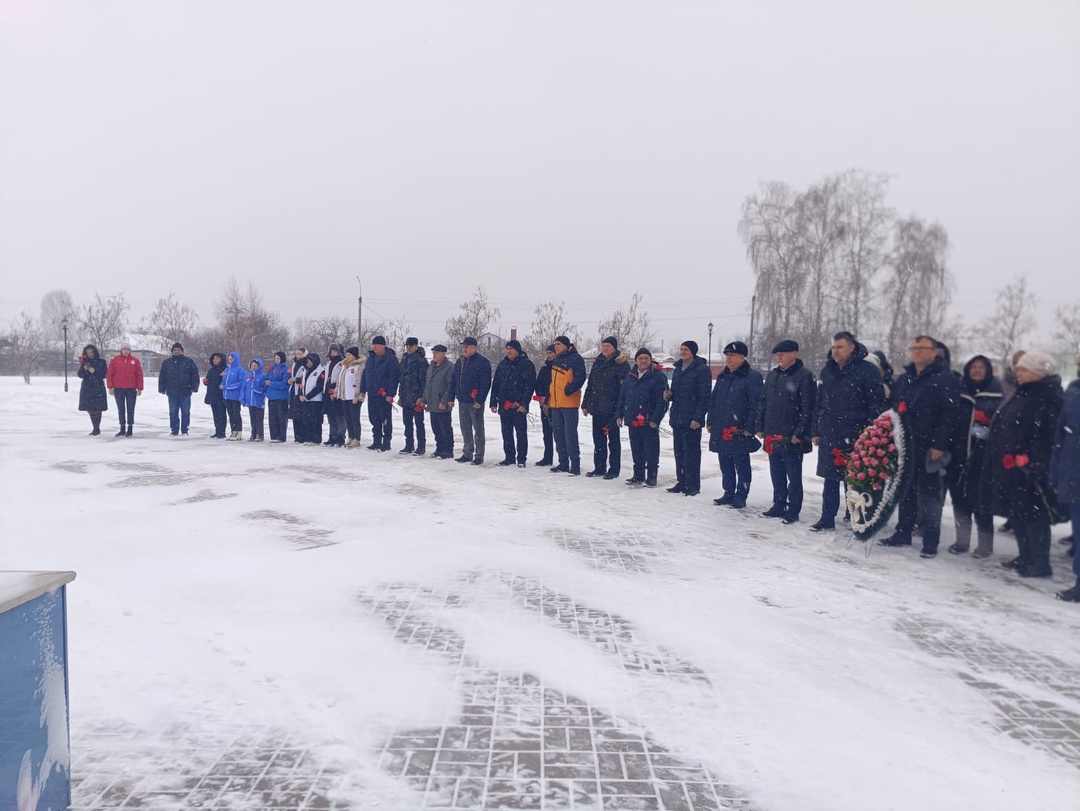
[897, 401, 907, 414]
[470, 388, 478, 399]
[414, 404, 423, 412]
[973, 410, 991, 426]
[722, 426, 738, 442]
[1003, 454, 1016, 470]
[1014, 454, 1029, 468]
[602, 425, 610, 436]
[532, 395, 543, 402]
[832, 447, 847, 467]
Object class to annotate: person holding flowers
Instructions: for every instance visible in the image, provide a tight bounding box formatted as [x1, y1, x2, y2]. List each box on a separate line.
[706, 341, 763, 508]
[489, 340, 537, 467]
[447, 336, 492, 464]
[359, 336, 400, 452]
[1050, 354, 1080, 601]
[616, 348, 669, 487]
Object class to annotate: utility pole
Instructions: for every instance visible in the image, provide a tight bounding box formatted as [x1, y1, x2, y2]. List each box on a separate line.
[62, 316, 69, 392]
[356, 276, 363, 347]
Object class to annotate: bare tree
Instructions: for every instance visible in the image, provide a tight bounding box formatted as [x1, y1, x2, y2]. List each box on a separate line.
[7, 312, 45, 383]
[883, 217, 952, 362]
[1052, 300, 1080, 355]
[834, 170, 893, 339]
[796, 175, 846, 363]
[526, 300, 578, 355]
[214, 278, 291, 361]
[39, 289, 76, 347]
[383, 315, 415, 350]
[300, 315, 357, 352]
[78, 293, 129, 352]
[445, 287, 500, 345]
[976, 275, 1038, 367]
[597, 291, 655, 351]
[142, 292, 199, 351]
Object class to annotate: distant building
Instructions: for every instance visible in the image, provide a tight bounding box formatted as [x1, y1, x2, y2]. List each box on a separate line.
[110, 333, 169, 373]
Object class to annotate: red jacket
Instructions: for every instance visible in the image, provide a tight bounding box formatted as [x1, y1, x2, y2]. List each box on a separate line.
[107, 353, 144, 391]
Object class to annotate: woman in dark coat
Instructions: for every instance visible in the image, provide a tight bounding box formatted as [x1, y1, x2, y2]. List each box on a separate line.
[1050, 361, 1080, 601]
[981, 351, 1063, 578]
[203, 353, 227, 439]
[77, 344, 109, 435]
[946, 355, 1004, 557]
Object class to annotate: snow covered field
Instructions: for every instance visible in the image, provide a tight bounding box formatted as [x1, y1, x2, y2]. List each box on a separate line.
[2, 378, 1079, 811]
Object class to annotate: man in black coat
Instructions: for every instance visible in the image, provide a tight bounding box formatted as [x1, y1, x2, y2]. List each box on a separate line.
[533, 345, 556, 466]
[706, 341, 763, 508]
[398, 337, 428, 454]
[490, 340, 538, 467]
[203, 352, 227, 439]
[879, 335, 961, 557]
[667, 340, 712, 496]
[582, 336, 630, 480]
[810, 332, 886, 531]
[157, 342, 201, 436]
[756, 340, 816, 523]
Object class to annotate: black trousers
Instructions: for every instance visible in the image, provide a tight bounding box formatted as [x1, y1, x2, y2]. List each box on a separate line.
[299, 401, 323, 443]
[430, 410, 454, 455]
[403, 407, 426, 450]
[896, 460, 946, 551]
[225, 399, 243, 432]
[343, 400, 361, 441]
[539, 407, 553, 462]
[500, 410, 528, 463]
[248, 406, 265, 439]
[768, 446, 805, 516]
[368, 397, 393, 448]
[590, 414, 620, 474]
[325, 398, 346, 444]
[268, 400, 289, 441]
[208, 399, 227, 437]
[672, 426, 702, 491]
[628, 425, 660, 478]
[718, 452, 752, 499]
[113, 388, 137, 427]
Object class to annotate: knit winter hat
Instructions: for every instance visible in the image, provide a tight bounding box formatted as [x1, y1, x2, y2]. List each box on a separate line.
[554, 336, 571, 347]
[345, 346, 360, 359]
[505, 339, 522, 353]
[371, 336, 386, 346]
[121, 340, 132, 350]
[635, 347, 653, 359]
[171, 342, 184, 351]
[1015, 351, 1057, 379]
[546, 344, 556, 353]
[602, 336, 619, 350]
[681, 340, 698, 355]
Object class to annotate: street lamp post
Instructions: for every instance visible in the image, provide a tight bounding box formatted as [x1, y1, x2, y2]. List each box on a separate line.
[707, 322, 714, 369]
[62, 317, 69, 392]
[356, 276, 363, 347]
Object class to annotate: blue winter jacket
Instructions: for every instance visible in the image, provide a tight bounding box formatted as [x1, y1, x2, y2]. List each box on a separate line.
[706, 361, 764, 454]
[266, 362, 291, 401]
[359, 348, 400, 398]
[240, 359, 267, 409]
[616, 363, 669, 426]
[448, 352, 493, 405]
[668, 355, 712, 429]
[1050, 378, 1080, 506]
[221, 352, 246, 402]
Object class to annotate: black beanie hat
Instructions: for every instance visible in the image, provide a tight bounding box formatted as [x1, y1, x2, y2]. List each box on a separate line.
[171, 342, 184, 351]
[405, 337, 419, 346]
[681, 340, 699, 355]
[505, 339, 522, 353]
[635, 347, 653, 359]
[602, 336, 618, 350]
[546, 344, 556, 353]
[346, 346, 360, 358]
[554, 335, 571, 347]
[372, 335, 386, 346]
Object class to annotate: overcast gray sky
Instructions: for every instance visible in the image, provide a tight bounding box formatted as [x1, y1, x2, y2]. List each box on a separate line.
[1, 0, 1078, 351]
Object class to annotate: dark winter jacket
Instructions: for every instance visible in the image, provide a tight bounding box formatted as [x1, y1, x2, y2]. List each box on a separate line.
[266, 362, 291, 401]
[221, 352, 245, 402]
[324, 351, 343, 398]
[811, 344, 886, 478]
[359, 348, 400, 399]
[582, 350, 630, 416]
[707, 361, 764, 454]
[423, 359, 454, 413]
[490, 352, 538, 413]
[667, 355, 712, 430]
[398, 347, 429, 406]
[535, 358, 554, 401]
[616, 363, 669, 426]
[1050, 378, 1080, 506]
[157, 353, 200, 397]
[755, 358, 816, 441]
[203, 354, 225, 405]
[549, 347, 586, 409]
[950, 356, 1004, 502]
[448, 352, 493, 405]
[981, 375, 1063, 520]
[240, 359, 267, 409]
[890, 357, 961, 454]
[300, 353, 326, 402]
[77, 347, 108, 412]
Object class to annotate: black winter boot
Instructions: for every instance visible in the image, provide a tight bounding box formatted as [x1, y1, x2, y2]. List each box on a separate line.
[569, 460, 581, 476]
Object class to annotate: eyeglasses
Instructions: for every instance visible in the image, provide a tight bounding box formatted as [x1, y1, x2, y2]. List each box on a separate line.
[909, 345, 936, 352]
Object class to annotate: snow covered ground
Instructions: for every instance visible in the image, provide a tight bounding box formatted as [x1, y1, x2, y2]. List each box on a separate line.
[2, 378, 1079, 811]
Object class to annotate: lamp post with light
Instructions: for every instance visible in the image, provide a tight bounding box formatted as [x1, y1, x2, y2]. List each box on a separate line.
[707, 322, 714, 370]
[62, 316, 70, 392]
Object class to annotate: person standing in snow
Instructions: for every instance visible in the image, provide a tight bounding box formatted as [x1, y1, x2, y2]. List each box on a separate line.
[1050, 354, 1080, 602]
[706, 341, 763, 509]
[338, 346, 363, 448]
[533, 345, 556, 466]
[288, 347, 308, 444]
[448, 336, 492, 465]
[203, 352, 227, 439]
[157, 342, 200, 436]
[548, 335, 587, 475]
[77, 344, 108, 436]
[945, 355, 1003, 557]
[298, 352, 326, 445]
[582, 336, 629, 480]
[106, 340, 144, 437]
[359, 336, 399, 451]
[879, 335, 961, 558]
[490, 339, 537, 467]
[755, 340, 816, 524]
[398, 337, 428, 455]
[424, 344, 455, 459]
[809, 332, 886, 531]
[616, 348, 668, 487]
[264, 352, 292, 442]
[322, 343, 346, 447]
[666, 340, 712, 496]
[220, 351, 246, 441]
[240, 358, 267, 441]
